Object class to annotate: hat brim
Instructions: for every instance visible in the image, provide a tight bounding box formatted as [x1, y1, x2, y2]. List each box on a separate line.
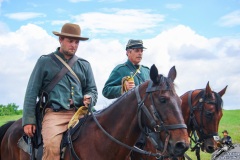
[126, 44, 147, 50]
[52, 31, 89, 41]
[131, 46, 147, 49]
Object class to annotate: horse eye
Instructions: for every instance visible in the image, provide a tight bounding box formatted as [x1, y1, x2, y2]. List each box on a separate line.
[205, 111, 213, 119]
[159, 97, 166, 103]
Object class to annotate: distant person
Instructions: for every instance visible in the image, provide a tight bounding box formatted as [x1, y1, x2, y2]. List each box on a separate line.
[221, 130, 232, 146]
[22, 23, 98, 159]
[102, 39, 150, 99]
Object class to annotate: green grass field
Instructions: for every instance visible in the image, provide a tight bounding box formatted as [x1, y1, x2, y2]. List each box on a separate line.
[0, 110, 239, 160]
[0, 114, 22, 126]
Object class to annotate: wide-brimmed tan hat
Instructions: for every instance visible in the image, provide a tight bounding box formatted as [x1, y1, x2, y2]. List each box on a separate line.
[52, 23, 89, 40]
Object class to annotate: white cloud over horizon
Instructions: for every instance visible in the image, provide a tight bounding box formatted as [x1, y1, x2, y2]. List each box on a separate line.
[73, 9, 165, 34]
[218, 10, 240, 27]
[0, 23, 239, 110]
[5, 12, 46, 21]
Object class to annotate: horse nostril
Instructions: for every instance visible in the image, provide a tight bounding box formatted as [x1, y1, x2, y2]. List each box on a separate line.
[174, 142, 189, 156]
[207, 145, 215, 153]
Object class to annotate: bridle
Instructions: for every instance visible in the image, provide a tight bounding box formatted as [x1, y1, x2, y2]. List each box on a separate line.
[136, 80, 187, 157]
[67, 79, 187, 160]
[187, 89, 220, 160]
[93, 79, 187, 159]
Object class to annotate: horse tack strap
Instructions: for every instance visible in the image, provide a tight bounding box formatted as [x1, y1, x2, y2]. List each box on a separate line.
[154, 124, 187, 132]
[89, 108, 161, 158]
[146, 86, 170, 93]
[187, 90, 218, 144]
[135, 85, 157, 128]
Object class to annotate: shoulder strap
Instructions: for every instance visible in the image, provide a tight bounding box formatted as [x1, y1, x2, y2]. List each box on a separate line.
[54, 54, 80, 83]
[125, 63, 145, 82]
[43, 53, 78, 93]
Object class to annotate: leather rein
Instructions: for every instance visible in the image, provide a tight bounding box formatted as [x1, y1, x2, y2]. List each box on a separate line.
[67, 80, 187, 160]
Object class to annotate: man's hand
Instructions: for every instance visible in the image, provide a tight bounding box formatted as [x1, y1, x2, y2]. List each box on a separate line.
[125, 80, 135, 90]
[23, 124, 36, 137]
[83, 95, 91, 107]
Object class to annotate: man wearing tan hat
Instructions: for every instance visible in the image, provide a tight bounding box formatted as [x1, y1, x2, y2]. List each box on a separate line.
[22, 23, 98, 159]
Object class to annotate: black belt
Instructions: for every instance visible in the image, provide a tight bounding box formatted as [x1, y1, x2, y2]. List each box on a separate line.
[48, 103, 75, 112]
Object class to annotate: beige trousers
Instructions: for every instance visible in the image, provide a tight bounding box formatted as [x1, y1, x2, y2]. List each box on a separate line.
[41, 108, 75, 160]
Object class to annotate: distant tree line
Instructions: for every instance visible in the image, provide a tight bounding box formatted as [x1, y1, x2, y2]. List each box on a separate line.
[0, 103, 23, 116]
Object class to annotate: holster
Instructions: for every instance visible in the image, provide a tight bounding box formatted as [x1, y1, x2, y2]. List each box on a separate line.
[34, 91, 48, 147]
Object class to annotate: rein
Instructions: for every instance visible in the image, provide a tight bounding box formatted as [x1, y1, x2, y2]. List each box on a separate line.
[90, 80, 186, 159]
[67, 80, 187, 159]
[90, 107, 162, 158]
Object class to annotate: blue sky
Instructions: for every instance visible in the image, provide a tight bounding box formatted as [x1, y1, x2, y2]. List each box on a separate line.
[0, 0, 240, 110]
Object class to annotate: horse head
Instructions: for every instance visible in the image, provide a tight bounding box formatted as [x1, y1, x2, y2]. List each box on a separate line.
[137, 65, 189, 157]
[181, 82, 227, 153]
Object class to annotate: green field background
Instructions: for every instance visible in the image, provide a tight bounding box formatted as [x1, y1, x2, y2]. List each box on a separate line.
[0, 110, 239, 160]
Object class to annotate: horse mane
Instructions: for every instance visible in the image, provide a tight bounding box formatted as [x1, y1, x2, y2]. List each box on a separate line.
[99, 74, 175, 113]
[159, 74, 176, 95]
[98, 85, 140, 114]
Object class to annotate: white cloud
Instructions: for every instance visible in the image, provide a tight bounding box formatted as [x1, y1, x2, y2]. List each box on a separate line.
[139, 25, 240, 110]
[0, 21, 10, 34]
[218, 10, 240, 27]
[5, 12, 46, 21]
[0, 23, 58, 108]
[73, 9, 165, 33]
[0, 24, 239, 111]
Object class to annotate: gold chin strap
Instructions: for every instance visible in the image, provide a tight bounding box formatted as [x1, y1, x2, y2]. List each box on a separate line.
[68, 106, 88, 128]
[121, 65, 141, 94]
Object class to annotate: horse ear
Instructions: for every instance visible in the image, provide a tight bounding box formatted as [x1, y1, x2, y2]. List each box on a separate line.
[205, 81, 212, 96]
[168, 66, 177, 82]
[218, 85, 228, 97]
[150, 64, 159, 84]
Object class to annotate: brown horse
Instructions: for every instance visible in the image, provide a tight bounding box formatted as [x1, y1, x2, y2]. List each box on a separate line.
[129, 82, 227, 160]
[0, 65, 189, 160]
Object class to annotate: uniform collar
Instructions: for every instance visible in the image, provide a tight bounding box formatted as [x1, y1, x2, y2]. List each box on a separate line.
[126, 59, 140, 69]
[55, 47, 73, 62]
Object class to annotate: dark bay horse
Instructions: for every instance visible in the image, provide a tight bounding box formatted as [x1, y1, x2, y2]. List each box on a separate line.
[0, 65, 189, 160]
[129, 82, 227, 160]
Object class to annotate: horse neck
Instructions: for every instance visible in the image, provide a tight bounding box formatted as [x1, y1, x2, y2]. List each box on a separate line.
[181, 90, 199, 135]
[100, 88, 145, 144]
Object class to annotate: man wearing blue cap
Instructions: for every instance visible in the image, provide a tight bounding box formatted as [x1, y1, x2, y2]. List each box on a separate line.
[102, 39, 150, 98]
